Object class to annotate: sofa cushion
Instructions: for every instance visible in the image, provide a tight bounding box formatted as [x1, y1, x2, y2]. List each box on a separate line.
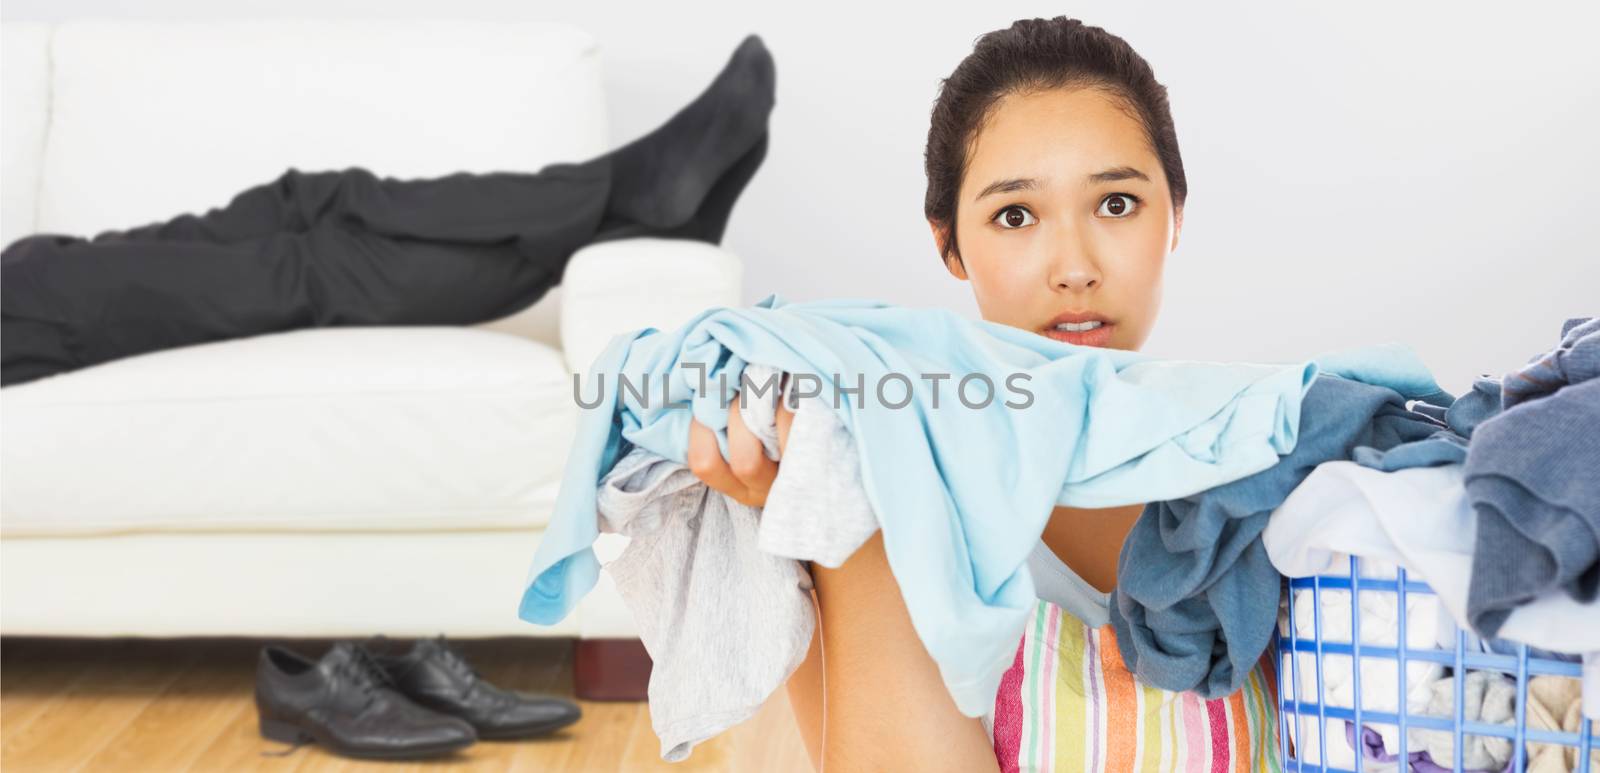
[0, 327, 577, 536]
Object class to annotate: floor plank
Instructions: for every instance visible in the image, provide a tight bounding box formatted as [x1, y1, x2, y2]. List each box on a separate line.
[2, 638, 206, 770]
[0, 636, 812, 773]
[76, 639, 256, 772]
[1, 638, 112, 732]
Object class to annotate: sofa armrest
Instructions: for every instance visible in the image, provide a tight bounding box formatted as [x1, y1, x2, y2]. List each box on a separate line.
[559, 237, 742, 375]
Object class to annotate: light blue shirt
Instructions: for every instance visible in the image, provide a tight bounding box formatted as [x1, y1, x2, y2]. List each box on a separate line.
[517, 293, 1446, 716]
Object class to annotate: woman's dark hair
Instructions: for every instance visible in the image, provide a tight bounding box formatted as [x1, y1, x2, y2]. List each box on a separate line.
[924, 17, 1186, 264]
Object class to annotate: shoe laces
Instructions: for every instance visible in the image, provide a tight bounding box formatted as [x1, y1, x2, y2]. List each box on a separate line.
[338, 645, 398, 707]
[260, 738, 310, 758]
[432, 635, 483, 683]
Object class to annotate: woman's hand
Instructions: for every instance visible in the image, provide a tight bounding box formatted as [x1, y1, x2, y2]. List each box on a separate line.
[686, 387, 795, 507]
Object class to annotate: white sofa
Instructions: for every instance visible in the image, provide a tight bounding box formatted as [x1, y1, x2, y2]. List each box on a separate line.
[0, 20, 736, 661]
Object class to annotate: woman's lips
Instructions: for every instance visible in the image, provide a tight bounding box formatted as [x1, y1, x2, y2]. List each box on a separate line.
[1043, 323, 1114, 347]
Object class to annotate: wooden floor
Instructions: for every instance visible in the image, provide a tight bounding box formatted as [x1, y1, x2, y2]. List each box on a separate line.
[0, 636, 814, 773]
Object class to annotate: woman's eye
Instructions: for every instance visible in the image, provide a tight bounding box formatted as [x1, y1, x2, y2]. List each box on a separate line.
[1096, 194, 1139, 218]
[993, 206, 1037, 229]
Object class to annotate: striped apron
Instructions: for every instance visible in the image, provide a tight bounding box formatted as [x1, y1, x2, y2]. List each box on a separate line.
[989, 598, 1283, 773]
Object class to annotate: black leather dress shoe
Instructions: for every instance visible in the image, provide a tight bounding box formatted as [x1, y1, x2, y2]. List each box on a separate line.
[365, 634, 583, 740]
[255, 641, 477, 759]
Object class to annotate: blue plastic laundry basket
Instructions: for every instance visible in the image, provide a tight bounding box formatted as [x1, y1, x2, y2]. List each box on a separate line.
[1276, 555, 1596, 773]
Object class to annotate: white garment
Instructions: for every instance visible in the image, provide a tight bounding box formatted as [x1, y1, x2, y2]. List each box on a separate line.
[750, 365, 879, 569]
[1409, 671, 1517, 770]
[1277, 557, 1446, 770]
[595, 363, 875, 762]
[1264, 461, 1600, 654]
[596, 445, 816, 763]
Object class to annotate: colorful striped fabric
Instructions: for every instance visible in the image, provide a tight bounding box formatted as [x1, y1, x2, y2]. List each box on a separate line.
[989, 599, 1283, 773]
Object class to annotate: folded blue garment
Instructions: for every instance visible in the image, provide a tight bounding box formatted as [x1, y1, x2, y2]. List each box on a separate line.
[1467, 376, 1600, 637]
[1111, 373, 1451, 697]
[517, 293, 1447, 715]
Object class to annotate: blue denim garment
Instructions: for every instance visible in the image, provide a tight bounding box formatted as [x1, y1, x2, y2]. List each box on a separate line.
[1467, 376, 1600, 637]
[1110, 373, 1449, 697]
[1352, 317, 1598, 473]
[517, 293, 1447, 716]
[1351, 377, 1499, 471]
[1501, 316, 1600, 409]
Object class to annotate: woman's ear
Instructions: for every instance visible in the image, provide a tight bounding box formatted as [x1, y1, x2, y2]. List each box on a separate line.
[929, 219, 967, 280]
[1169, 206, 1184, 253]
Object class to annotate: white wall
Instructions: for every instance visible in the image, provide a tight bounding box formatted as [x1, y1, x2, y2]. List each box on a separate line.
[5, 0, 1596, 396]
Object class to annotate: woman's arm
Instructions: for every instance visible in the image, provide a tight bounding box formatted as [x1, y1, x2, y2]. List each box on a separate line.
[787, 583, 826, 771]
[788, 532, 1001, 773]
[688, 393, 997, 771]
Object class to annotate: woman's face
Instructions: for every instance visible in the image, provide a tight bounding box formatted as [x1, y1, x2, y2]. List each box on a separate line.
[933, 85, 1180, 351]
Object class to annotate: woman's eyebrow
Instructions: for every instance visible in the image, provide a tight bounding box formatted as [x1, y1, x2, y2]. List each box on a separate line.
[974, 168, 1149, 202]
[1087, 166, 1150, 184]
[973, 177, 1038, 202]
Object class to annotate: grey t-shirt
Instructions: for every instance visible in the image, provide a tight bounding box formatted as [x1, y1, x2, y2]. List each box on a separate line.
[1025, 538, 1112, 628]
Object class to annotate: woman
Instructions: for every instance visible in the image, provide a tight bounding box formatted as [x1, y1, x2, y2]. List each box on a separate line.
[687, 17, 1282, 772]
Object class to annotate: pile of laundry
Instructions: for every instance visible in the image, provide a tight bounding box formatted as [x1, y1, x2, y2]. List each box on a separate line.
[516, 293, 1599, 763]
[1265, 317, 1600, 772]
[1276, 557, 1597, 772]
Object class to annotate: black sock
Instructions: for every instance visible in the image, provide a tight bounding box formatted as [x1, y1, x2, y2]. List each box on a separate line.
[598, 34, 775, 230]
[591, 132, 769, 246]
[655, 131, 769, 244]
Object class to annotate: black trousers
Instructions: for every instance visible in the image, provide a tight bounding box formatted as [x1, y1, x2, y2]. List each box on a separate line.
[0, 132, 766, 387]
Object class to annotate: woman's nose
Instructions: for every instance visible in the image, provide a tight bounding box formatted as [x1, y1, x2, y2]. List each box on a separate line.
[1051, 260, 1102, 291]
